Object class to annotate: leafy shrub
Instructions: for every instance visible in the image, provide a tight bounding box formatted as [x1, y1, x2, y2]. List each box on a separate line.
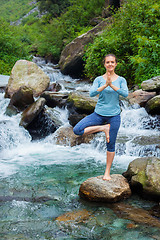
[84, 0, 160, 85]
[0, 18, 31, 75]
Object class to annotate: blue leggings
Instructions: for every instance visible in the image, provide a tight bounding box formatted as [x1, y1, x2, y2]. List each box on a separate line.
[73, 112, 121, 152]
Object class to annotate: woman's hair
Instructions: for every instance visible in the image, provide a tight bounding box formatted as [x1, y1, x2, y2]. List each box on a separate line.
[103, 54, 118, 63]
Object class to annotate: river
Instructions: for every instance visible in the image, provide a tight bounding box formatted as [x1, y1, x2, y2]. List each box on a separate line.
[0, 57, 159, 239]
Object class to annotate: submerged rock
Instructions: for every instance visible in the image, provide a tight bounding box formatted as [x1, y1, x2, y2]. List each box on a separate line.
[56, 209, 91, 223]
[145, 95, 160, 115]
[123, 157, 160, 200]
[111, 202, 160, 228]
[79, 174, 131, 203]
[53, 125, 94, 147]
[5, 59, 50, 98]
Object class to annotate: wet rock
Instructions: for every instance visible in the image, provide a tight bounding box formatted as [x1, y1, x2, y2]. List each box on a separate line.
[5, 104, 19, 116]
[46, 82, 62, 92]
[150, 204, 160, 218]
[127, 89, 156, 107]
[58, 19, 111, 77]
[56, 209, 91, 223]
[6, 86, 34, 113]
[67, 92, 96, 114]
[79, 174, 131, 203]
[0, 195, 53, 203]
[20, 97, 46, 128]
[145, 95, 160, 115]
[5, 59, 50, 98]
[41, 91, 68, 108]
[53, 125, 94, 147]
[44, 107, 63, 128]
[130, 135, 160, 146]
[123, 157, 160, 200]
[67, 92, 97, 126]
[26, 109, 57, 140]
[141, 76, 160, 93]
[68, 109, 85, 127]
[111, 202, 160, 228]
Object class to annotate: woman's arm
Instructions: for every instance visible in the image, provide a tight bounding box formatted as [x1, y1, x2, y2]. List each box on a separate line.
[89, 77, 102, 97]
[109, 79, 128, 97]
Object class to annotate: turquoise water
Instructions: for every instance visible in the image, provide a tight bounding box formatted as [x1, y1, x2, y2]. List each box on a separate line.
[0, 144, 159, 240]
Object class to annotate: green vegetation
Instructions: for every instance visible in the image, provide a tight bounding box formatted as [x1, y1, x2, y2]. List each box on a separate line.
[22, 0, 106, 61]
[0, 18, 31, 75]
[84, 0, 160, 85]
[0, 0, 159, 86]
[37, 0, 71, 17]
[0, 0, 37, 23]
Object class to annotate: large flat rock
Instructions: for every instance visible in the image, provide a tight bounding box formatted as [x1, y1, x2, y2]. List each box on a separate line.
[79, 174, 131, 203]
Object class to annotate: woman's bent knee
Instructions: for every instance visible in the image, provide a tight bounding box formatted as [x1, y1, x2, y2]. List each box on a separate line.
[73, 125, 83, 135]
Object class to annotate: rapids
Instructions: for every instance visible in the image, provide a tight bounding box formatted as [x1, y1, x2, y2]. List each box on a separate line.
[0, 57, 159, 239]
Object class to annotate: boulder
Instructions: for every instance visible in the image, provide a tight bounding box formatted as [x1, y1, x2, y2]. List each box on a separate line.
[53, 125, 94, 147]
[6, 86, 34, 112]
[41, 91, 68, 108]
[58, 19, 111, 77]
[67, 92, 96, 114]
[130, 135, 160, 146]
[25, 109, 57, 140]
[141, 76, 160, 93]
[145, 95, 160, 115]
[44, 107, 64, 127]
[68, 109, 86, 127]
[67, 92, 97, 126]
[19, 97, 46, 128]
[123, 157, 160, 200]
[79, 174, 131, 202]
[5, 60, 50, 98]
[127, 89, 156, 107]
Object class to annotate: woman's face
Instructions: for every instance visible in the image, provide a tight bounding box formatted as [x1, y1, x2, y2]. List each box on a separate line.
[104, 56, 117, 72]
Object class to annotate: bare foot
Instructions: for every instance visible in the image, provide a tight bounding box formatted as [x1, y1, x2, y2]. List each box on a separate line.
[103, 175, 111, 181]
[103, 124, 110, 143]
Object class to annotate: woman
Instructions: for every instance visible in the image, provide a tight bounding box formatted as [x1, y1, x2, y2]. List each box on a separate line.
[73, 54, 128, 180]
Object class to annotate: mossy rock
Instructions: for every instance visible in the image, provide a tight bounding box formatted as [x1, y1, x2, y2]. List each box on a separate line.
[123, 157, 160, 200]
[67, 92, 96, 114]
[145, 95, 160, 115]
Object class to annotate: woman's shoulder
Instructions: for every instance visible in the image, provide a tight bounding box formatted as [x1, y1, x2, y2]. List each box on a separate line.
[94, 75, 104, 82]
[118, 76, 127, 82]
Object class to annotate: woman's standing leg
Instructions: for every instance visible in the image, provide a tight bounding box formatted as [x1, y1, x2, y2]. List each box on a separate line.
[103, 114, 121, 180]
[103, 151, 115, 180]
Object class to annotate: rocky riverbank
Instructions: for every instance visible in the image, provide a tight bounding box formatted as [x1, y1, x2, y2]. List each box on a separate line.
[1, 59, 160, 202]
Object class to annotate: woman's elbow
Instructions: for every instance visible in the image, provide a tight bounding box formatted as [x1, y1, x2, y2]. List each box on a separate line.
[89, 91, 98, 97]
[123, 92, 128, 98]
